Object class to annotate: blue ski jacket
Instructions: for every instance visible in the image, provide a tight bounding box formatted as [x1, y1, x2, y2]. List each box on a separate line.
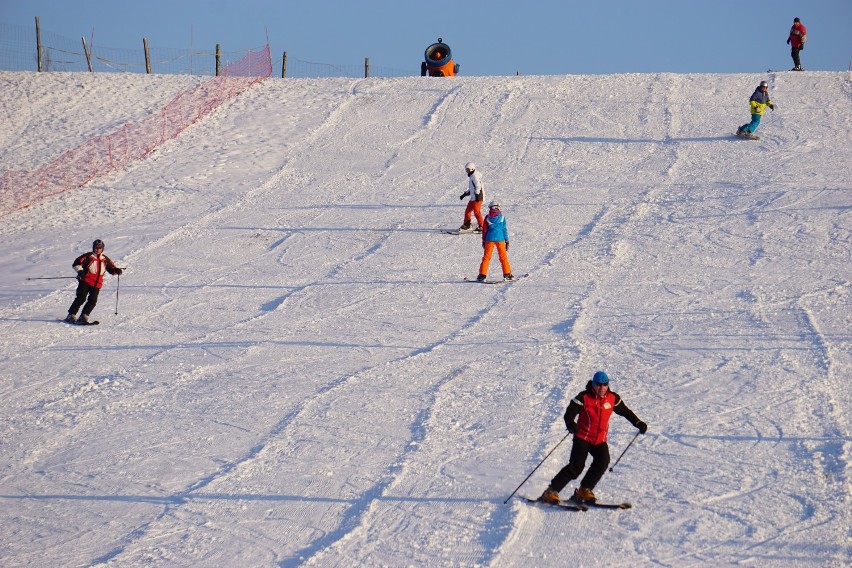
[483, 211, 508, 242]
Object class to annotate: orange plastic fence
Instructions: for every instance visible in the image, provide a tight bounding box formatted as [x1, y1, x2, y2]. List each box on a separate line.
[0, 45, 272, 216]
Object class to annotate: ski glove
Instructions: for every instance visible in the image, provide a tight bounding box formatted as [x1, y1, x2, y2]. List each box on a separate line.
[506, 241, 509, 250]
[76, 271, 85, 282]
[116, 268, 123, 275]
[769, 103, 775, 111]
[459, 191, 469, 200]
[787, 38, 791, 45]
[636, 421, 648, 434]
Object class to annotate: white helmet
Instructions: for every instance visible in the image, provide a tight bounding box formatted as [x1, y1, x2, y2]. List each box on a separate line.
[464, 162, 476, 173]
[489, 200, 500, 210]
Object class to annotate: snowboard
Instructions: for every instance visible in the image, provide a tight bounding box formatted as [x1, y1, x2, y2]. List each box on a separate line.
[735, 131, 760, 140]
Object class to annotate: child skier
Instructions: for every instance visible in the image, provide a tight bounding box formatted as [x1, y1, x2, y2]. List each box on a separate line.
[737, 81, 775, 138]
[476, 200, 513, 282]
[539, 371, 647, 505]
[458, 162, 484, 232]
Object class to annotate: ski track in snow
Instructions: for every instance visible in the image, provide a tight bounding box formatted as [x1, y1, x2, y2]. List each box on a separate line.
[0, 71, 850, 566]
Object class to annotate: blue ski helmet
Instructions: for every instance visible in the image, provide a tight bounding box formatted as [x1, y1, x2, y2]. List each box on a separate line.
[592, 371, 609, 385]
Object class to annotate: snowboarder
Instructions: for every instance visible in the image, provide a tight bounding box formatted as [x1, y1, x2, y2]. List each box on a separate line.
[539, 371, 647, 504]
[787, 17, 807, 71]
[65, 239, 122, 323]
[476, 200, 513, 282]
[737, 81, 775, 138]
[458, 162, 484, 232]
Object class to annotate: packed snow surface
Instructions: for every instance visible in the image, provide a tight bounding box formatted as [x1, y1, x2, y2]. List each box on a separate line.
[1, 69, 850, 566]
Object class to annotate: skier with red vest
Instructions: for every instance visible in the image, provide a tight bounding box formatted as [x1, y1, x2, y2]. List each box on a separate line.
[539, 371, 647, 504]
[65, 239, 122, 324]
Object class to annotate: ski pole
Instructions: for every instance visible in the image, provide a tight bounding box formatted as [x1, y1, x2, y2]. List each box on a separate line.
[609, 431, 641, 472]
[26, 276, 77, 280]
[504, 431, 571, 504]
[115, 273, 120, 315]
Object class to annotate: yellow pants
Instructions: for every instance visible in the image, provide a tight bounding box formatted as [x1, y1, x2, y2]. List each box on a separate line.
[479, 241, 511, 276]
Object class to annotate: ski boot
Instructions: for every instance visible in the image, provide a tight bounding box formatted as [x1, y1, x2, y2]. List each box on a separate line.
[503, 273, 514, 281]
[476, 274, 486, 282]
[572, 486, 595, 503]
[459, 222, 471, 232]
[539, 487, 560, 504]
[64, 313, 76, 323]
[78, 314, 89, 324]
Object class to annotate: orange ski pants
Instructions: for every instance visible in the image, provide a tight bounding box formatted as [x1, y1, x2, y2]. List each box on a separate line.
[464, 201, 484, 228]
[479, 241, 512, 276]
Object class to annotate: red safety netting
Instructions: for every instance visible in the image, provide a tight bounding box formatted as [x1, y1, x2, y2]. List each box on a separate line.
[0, 45, 272, 216]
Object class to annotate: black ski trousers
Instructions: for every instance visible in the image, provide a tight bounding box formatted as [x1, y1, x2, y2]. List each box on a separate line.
[791, 47, 802, 68]
[549, 437, 610, 492]
[69, 281, 100, 317]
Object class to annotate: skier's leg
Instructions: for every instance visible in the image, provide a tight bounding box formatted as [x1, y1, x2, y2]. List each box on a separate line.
[550, 438, 591, 492]
[473, 202, 484, 229]
[479, 242, 495, 276]
[81, 287, 101, 317]
[462, 201, 476, 226]
[496, 242, 512, 275]
[579, 442, 611, 490]
[68, 282, 89, 315]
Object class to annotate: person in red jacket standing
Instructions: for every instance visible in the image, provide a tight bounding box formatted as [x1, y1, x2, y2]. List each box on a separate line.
[539, 371, 647, 504]
[65, 239, 122, 324]
[787, 17, 807, 71]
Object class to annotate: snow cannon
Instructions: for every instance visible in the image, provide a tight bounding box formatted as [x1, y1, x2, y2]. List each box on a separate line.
[421, 38, 459, 77]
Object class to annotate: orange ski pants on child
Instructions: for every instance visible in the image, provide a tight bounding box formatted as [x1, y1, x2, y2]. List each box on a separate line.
[479, 241, 511, 276]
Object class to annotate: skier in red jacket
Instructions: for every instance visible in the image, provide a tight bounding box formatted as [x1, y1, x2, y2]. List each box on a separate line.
[65, 239, 122, 324]
[787, 17, 807, 71]
[539, 371, 647, 504]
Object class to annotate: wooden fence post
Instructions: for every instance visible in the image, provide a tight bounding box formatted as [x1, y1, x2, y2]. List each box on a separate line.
[143, 37, 151, 74]
[82, 36, 93, 72]
[281, 51, 287, 78]
[365, 57, 370, 78]
[35, 16, 43, 72]
[215, 44, 221, 76]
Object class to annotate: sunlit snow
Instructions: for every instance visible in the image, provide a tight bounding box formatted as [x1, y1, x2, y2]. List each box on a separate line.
[1, 69, 850, 566]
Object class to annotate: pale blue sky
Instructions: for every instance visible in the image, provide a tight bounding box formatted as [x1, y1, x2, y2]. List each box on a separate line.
[3, 0, 851, 75]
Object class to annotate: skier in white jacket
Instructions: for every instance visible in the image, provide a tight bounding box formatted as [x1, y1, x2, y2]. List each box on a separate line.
[458, 162, 484, 232]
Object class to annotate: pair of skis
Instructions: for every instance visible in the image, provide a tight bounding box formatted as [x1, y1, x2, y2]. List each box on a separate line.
[62, 319, 100, 326]
[520, 496, 631, 511]
[442, 228, 482, 235]
[464, 274, 527, 285]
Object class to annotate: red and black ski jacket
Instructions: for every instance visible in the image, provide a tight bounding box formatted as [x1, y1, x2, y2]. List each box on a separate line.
[73, 252, 121, 289]
[564, 381, 642, 445]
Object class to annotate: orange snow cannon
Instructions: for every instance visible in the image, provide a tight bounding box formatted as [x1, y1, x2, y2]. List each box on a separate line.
[421, 38, 459, 77]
